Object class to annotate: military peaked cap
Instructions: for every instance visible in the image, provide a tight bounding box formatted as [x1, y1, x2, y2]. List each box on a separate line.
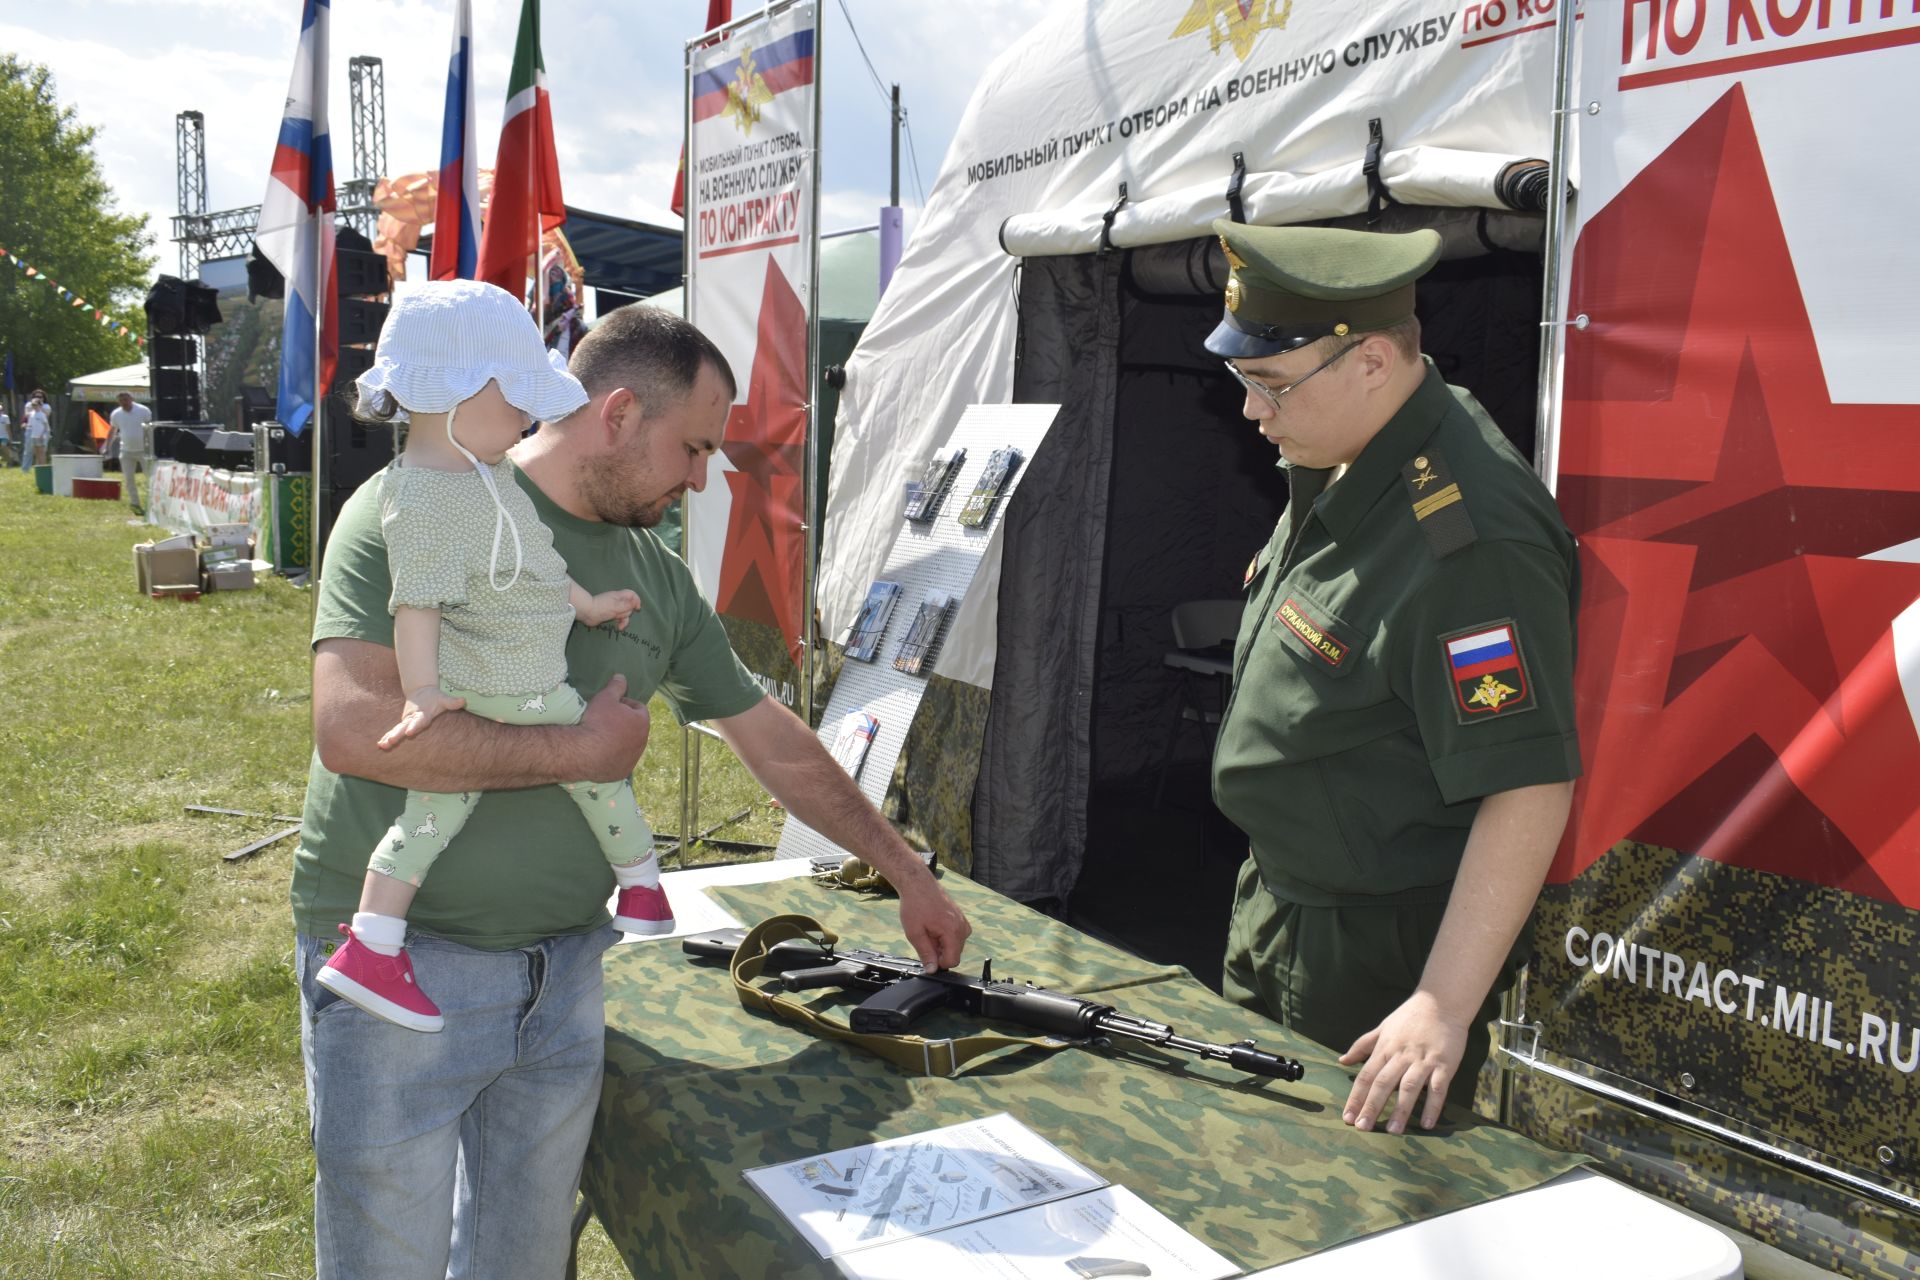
[1205, 222, 1443, 359]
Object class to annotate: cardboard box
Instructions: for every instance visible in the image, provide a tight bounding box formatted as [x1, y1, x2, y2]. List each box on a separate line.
[206, 522, 254, 549]
[200, 544, 248, 569]
[134, 535, 200, 598]
[204, 562, 256, 592]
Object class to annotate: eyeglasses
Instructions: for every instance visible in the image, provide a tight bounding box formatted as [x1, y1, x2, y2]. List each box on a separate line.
[1223, 340, 1362, 414]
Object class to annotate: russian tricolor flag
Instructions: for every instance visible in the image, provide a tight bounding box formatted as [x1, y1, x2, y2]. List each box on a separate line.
[431, 0, 479, 281]
[256, 0, 336, 436]
[690, 28, 815, 123]
[1447, 625, 1519, 684]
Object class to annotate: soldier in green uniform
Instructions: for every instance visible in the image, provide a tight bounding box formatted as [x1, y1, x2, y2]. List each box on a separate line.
[1204, 222, 1580, 1136]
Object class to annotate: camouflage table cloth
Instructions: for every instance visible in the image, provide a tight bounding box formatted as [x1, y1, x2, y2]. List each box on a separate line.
[583, 872, 1583, 1277]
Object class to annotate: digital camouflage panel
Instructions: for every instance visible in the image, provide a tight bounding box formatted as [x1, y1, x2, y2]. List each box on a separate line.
[1514, 840, 1920, 1278]
[718, 615, 802, 714]
[881, 672, 991, 877]
[583, 872, 1583, 1278]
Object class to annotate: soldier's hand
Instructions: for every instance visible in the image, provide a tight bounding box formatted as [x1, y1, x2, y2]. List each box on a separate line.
[1338, 990, 1469, 1135]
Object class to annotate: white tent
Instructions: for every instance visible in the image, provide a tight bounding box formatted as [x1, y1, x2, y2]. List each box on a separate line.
[66, 362, 150, 398]
[815, 0, 1563, 900]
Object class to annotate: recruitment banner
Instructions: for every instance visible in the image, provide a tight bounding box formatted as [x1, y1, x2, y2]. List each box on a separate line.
[682, 0, 819, 711]
[148, 460, 265, 538]
[1518, 5, 1920, 1269]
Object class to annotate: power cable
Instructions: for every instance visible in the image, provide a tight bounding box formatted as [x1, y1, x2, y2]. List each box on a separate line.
[835, 0, 926, 206]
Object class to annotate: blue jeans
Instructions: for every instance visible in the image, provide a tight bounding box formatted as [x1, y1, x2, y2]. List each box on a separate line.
[295, 924, 617, 1280]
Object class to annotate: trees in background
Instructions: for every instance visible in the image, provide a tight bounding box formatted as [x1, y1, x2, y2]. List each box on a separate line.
[0, 55, 154, 406]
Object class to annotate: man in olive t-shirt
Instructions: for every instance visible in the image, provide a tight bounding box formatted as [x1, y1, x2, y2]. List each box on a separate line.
[1204, 223, 1580, 1140]
[293, 306, 971, 1279]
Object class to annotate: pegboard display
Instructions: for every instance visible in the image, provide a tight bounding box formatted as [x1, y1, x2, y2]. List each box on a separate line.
[773, 403, 1059, 862]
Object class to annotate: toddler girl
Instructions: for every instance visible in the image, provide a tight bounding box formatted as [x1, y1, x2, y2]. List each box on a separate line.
[316, 280, 672, 1032]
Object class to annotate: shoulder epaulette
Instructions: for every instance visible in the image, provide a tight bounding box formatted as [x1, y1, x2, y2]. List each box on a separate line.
[1401, 449, 1478, 558]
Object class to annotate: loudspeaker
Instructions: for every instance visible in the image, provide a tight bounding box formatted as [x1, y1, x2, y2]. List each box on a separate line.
[246, 244, 285, 301]
[339, 297, 391, 346]
[151, 367, 201, 423]
[152, 422, 209, 465]
[336, 246, 388, 296]
[144, 275, 222, 336]
[231, 387, 275, 433]
[147, 335, 197, 366]
[317, 414, 396, 561]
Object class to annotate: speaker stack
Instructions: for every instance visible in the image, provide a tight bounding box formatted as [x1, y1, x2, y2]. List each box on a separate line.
[143, 276, 222, 425]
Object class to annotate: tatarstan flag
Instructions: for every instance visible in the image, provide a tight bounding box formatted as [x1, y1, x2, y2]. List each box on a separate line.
[475, 0, 565, 298]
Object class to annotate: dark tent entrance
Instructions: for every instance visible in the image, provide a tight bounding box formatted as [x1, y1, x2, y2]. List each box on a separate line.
[976, 210, 1546, 990]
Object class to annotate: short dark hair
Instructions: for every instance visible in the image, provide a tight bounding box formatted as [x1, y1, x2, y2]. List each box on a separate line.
[1309, 314, 1420, 363]
[568, 304, 736, 417]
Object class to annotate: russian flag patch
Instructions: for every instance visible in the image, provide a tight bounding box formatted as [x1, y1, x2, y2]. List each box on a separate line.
[1440, 620, 1535, 720]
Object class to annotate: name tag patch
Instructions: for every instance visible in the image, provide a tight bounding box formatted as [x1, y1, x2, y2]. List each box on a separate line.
[1276, 597, 1349, 668]
[1441, 620, 1535, 721]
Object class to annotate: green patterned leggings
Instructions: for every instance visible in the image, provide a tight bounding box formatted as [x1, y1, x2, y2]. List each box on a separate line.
[368, 681, 656, 887]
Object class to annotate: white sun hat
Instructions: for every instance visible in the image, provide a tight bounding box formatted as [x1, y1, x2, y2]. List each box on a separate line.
[355, 278, 589, 422]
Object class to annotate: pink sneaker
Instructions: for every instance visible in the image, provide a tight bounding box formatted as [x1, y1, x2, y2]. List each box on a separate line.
[612, 883, 675, 936]
[315, 924, 444, 1032]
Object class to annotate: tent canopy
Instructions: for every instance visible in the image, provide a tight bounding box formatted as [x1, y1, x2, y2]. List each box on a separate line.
[66, 363, 149, 398]
[810, 0, 1558, 899]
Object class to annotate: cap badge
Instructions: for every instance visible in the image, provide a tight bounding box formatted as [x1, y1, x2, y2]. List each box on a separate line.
[1333, 322, 1350, 336]
[1225, 276, 1244, 313]
[1219, 235, 1247, 270]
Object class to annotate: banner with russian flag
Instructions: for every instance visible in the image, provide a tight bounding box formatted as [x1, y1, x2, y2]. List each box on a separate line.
[474, 0, 565, 299]
[670, 0, 733, 218]
[255, 0, 336, 436]
[431, 0, 479, 281]
[682, 0, 819, 709]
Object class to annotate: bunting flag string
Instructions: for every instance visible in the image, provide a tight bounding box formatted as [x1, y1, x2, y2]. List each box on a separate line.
[0, 244, 147, 348]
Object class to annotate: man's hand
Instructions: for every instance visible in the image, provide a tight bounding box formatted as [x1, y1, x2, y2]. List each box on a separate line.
[575, 674, 652, 782]
[377, 684, 467, 749]
[1339, 990, 1470, 1135]
[895, 876, 971, 971]
[711, 697, 973, 969]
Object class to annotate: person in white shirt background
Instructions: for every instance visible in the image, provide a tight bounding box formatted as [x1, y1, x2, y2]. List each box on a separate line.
[20, 392, 50, 471]
[104, 391, 153, 514]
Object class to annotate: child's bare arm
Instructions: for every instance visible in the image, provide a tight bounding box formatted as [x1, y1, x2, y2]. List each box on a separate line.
[377, 606, 466, 749]
[570, 578, 643, 630]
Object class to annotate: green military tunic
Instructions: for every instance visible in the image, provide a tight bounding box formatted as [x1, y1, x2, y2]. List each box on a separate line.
[1212, 361, 1581, 1096]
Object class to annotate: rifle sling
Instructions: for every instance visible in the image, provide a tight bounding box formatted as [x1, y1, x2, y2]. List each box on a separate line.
[727, 914, 1069, 1078]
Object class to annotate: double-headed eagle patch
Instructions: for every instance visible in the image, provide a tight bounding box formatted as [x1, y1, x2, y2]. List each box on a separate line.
[1440, 620, 1535, 721]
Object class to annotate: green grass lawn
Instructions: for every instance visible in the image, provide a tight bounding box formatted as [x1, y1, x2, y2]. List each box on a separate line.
[0, 466, 782, 1278]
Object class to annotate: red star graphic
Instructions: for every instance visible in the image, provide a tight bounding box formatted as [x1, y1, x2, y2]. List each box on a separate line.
[715, 259, 808, 667]
[1550, 87, 1920, 906]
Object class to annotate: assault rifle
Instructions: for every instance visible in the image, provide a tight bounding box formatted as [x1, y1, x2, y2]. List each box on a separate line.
[684, 927, 1305, 1082]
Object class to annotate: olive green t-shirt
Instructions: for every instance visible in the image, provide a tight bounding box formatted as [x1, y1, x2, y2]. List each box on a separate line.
[1212, 364, 1581, 908]
[291, 463, 765, 948]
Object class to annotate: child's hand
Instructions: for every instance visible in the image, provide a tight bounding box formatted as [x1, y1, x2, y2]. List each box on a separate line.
[377, 686, 467, 749]
[579, 588, 643, 630]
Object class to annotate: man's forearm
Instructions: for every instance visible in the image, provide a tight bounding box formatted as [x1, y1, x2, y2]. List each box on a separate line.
[314, 638, 630, 791]
[1416, 780, 1575, 1018]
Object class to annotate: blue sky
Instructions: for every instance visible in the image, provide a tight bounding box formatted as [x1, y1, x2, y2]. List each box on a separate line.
[5, 0, 1047, 284]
